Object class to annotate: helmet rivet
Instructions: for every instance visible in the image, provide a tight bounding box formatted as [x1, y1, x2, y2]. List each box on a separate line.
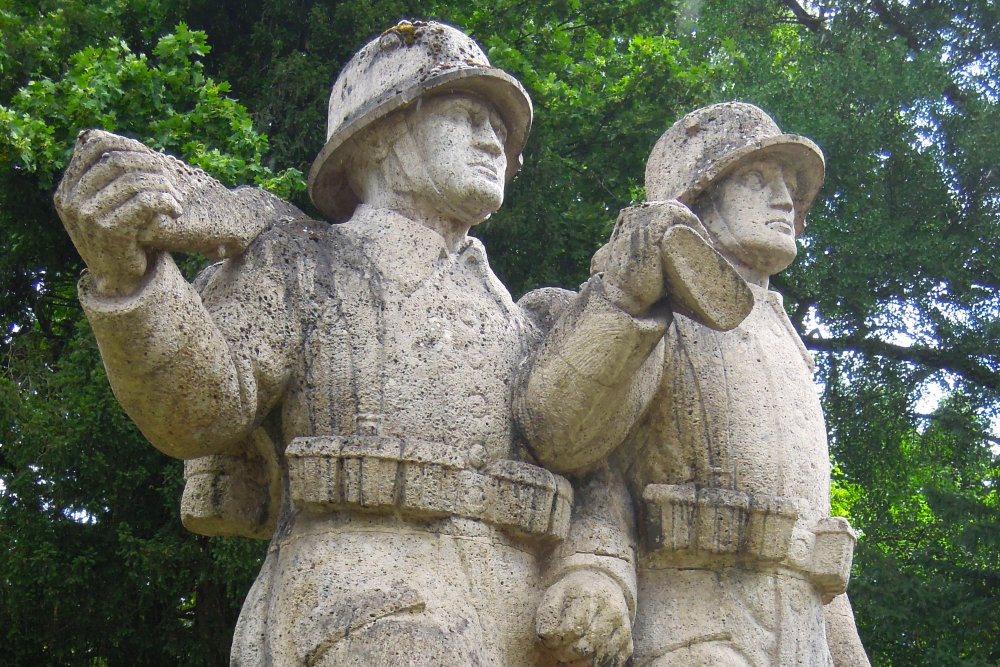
[379, 31, 402, 51]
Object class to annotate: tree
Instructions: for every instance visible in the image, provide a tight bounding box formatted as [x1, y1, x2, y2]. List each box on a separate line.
[0, 10, 301, 662]
[2, 0, 999, 663]
[670, 2, 1000, 663]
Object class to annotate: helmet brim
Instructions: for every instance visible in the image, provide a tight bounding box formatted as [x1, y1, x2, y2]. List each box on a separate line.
[308, 67, 532, 222]
[674, 134, 825, 237]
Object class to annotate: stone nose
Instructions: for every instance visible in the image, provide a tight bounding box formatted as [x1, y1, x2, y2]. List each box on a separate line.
[474, 121, 504, 157]
[768, 177, 794, 212]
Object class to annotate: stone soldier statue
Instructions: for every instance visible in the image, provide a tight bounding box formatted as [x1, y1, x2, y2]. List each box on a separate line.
[519, 103, 871, 666]
[52, 19, 615, 665]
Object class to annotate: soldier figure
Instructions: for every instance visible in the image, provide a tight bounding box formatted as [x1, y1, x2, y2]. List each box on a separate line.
[55, 20, 603, 665]
[520, 103, 871, 666]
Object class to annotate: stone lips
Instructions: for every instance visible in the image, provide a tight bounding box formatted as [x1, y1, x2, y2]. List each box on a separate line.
[308, 20, 533, 222]
[645, 101, 825, 236]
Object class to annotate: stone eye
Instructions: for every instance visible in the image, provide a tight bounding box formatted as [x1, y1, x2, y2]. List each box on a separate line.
[462, 104, 487, 125]
[741, 170, 764, 189]
[450, 105, 474, 123]
[491, 116, 508, 144]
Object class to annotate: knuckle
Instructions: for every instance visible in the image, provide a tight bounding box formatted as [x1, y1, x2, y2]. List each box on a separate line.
[133, 190, 157, 207]
[121, 172, 152, 190]
[104, 152, 128, 170]
[79, 200, 100, 221]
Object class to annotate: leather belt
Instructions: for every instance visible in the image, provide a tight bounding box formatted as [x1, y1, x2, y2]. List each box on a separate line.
[642, 483, 855, 601]
[286, 435, 573, 541]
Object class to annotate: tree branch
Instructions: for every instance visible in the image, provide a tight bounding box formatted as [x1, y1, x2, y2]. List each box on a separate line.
[791, 297, 815, 333]
[563, 161, 621, 204]
[866, 0, 969, 107]
[803, 334, 1000, 392]
[780, 0, 826, 33]
[869, 0, 920, 52]
[913, 412, 1000, 446]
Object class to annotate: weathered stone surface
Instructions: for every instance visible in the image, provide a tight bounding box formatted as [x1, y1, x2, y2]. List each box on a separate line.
[645, 101, 825, 237]
[56, 16, 873, 665]
[518, 102, 872, 666]
[181, 428, 282, 539]
[55, 19, 615, 666]
[309, 20, 532, 223]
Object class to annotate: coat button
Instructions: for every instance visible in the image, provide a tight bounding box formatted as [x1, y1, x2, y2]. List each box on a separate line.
[467, 444, 488, 470]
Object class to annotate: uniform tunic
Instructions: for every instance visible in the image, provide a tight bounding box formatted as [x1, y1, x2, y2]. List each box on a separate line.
[620, 285, 838, 666]
[518, 279, 858, 667]
[81, 205, 575, 665]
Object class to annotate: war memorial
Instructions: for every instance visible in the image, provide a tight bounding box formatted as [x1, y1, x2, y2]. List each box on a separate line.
[55, 19, 871, 666]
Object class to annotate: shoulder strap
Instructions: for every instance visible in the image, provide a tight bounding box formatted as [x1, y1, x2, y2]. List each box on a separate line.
[672, 316, 733, 489]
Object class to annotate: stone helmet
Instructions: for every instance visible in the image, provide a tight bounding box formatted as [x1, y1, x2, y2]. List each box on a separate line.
[645, 102, 824, 236]
[308, 20, 533, 222]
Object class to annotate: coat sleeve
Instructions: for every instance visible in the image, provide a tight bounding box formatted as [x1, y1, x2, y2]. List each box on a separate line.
[825, 593, 872, 667]
[545, 462, 638, 620]
[516, 284, 657, 620]
[515, 274, 670, 475]
[79, 223, 303, 460]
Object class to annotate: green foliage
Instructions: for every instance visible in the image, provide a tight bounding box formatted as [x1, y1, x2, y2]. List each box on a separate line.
[442, 1, 718, 293]
[827, 363, 1000, 664]
[0, 20, 304, 340]
[674, 3, 1000, 662]
[0, 16, 290, 664]
[2, 24, 302, 192]
[2, 0, 1000, 664]
[179, 0, 438, 191]
[1, 320, 264, 663]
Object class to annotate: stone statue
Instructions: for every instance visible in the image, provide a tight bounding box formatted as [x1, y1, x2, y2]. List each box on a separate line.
[54, 19, 603, 665]
[518, 103, 872, 666]
[54, 14, 871, 664]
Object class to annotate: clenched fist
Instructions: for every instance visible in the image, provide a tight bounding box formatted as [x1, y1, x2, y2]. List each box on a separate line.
[55, 130, 285, 298]
[55, 130, 185, 296]
[594, 200, 706, 315]
[536, 570, 633, 666]
[593, 200, 753, 331]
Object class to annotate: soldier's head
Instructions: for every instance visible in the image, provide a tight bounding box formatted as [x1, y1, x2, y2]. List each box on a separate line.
[308, 20, 532, 227]
[646, 102, 824, 277]
[342, 91, 509, 227]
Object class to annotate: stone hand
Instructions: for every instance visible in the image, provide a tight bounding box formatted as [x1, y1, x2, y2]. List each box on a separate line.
[656, 203, 755, 331]
[55, 130, 185, 297]
[536, 570, 633, 666]
[595, 199, 753, 330]
[596, 200, 707, 316]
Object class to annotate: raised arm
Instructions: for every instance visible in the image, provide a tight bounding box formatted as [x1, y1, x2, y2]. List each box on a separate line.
[516, 200, 752, 475]
[55, 130, 303, 459]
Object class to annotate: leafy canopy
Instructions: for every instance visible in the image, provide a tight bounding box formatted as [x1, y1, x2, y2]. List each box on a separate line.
[2, 1, 1000, 664]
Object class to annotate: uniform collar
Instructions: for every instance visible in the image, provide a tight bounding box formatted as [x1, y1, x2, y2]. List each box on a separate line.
[346, 204, 488, 292]
[747, 281, 814, 370]
[748, 281, 784, 310]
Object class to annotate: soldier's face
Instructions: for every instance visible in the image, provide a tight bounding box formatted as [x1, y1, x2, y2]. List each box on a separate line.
[710, 157, 798, 275]
[408, 93, 508, 223]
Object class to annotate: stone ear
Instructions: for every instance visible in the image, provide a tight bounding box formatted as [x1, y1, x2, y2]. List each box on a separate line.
[352, 114, 408, 166]
[360, 130, 392, 164]
[689, 190, 714, 221]
[692, 193, 725, 239]
[382, 114, 415, 161]
[590, 243, 611, 275]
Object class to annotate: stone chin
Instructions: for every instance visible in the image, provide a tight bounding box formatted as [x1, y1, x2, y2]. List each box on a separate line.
[731, 236, 798, 277]
[700, 212, 799, 278]
[433, 172, 506, 226]
[464, 179, 505, 225]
